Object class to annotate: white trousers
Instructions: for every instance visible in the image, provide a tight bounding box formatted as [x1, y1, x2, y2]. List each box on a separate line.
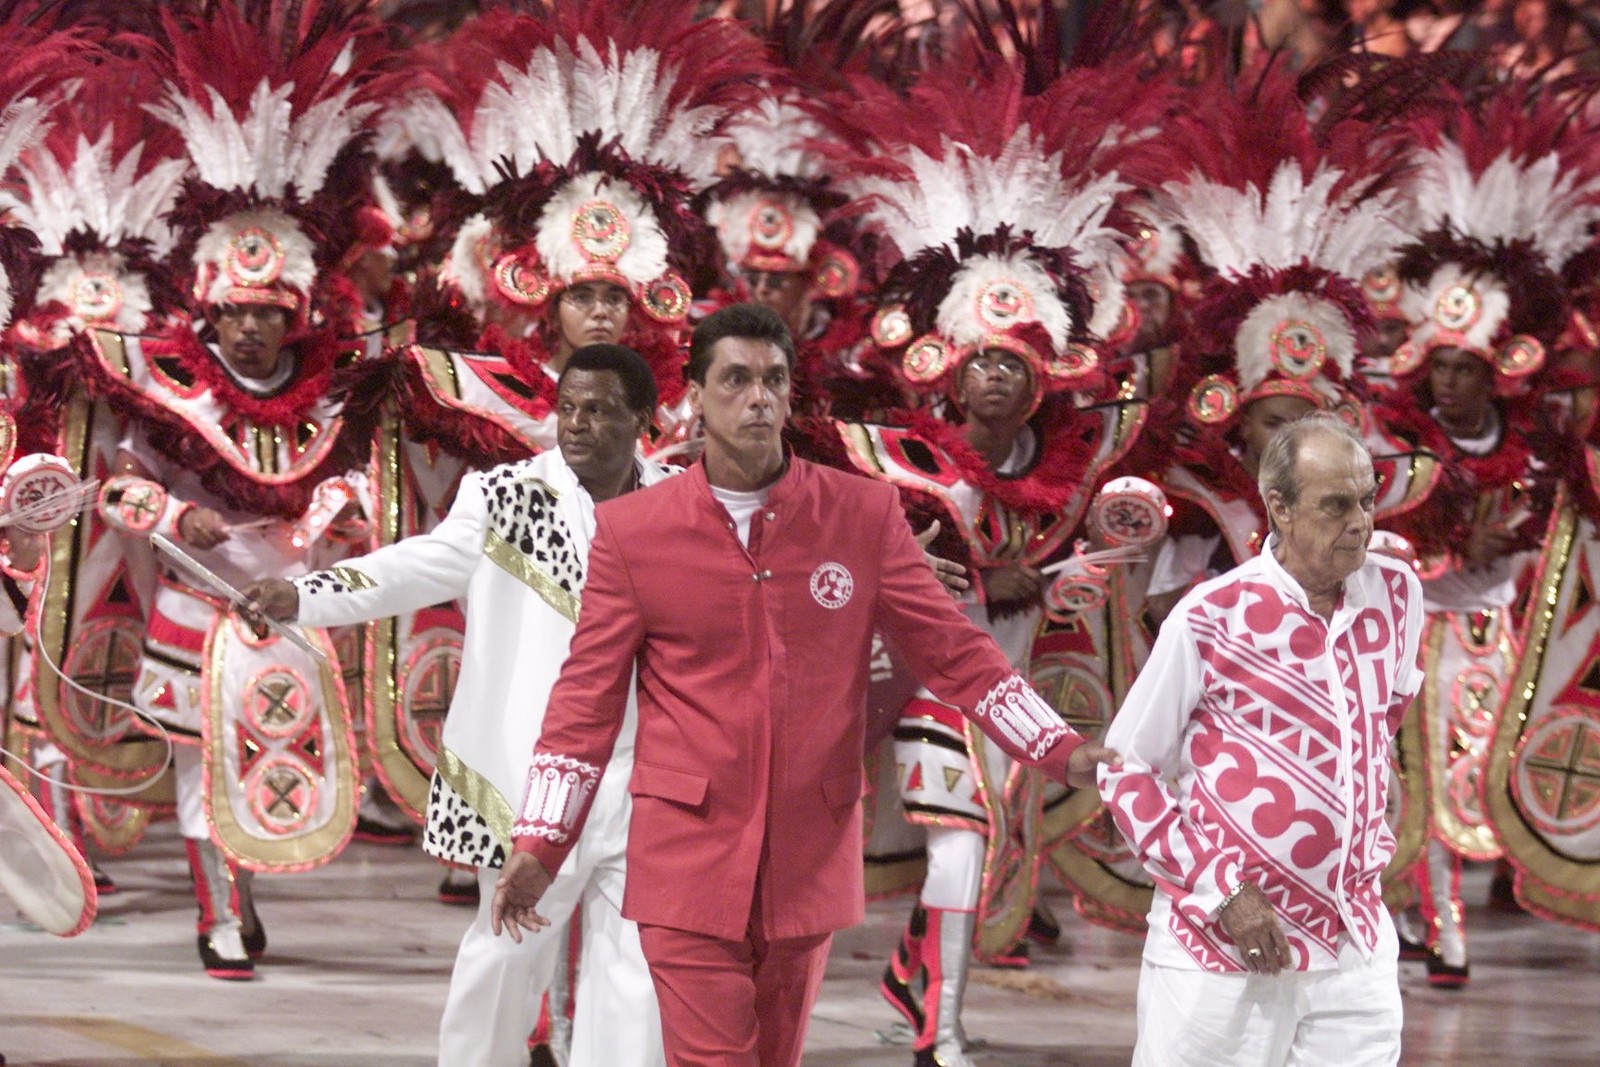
[438, 857, 663, 1066]
[1133, 915, 1401, 1067]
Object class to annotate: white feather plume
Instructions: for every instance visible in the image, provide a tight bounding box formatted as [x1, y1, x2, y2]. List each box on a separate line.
[1234, 292, 1355, 393]
[0, 95, 51, 178]
[147, 79, 376, 200]
[1401, 265, 1510, 355]
[0, 262, 12, 331]
[1410, 143, 1600, 271]
[1158, 161, 1405, 281]
[707, 189, 821, 269]
[534, 172, 668, 286]
[433, 38, 728, 195]
[8, 131, 186, 255]
[35, 251, 153, 332]
[441, 213, 495, 309]
[852, 126, 1127, 266]
[937, 252, 1074, 350]
[722, 96, 825, 182]
[194, 207, 316, 305]
[1087, 261, 1128, 341]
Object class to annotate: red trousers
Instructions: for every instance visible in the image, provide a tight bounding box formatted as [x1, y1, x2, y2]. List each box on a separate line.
[637, 917, 831, 1066]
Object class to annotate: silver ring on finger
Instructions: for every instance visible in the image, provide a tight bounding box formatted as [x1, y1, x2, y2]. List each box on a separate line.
[1246, 948, 1263, 958]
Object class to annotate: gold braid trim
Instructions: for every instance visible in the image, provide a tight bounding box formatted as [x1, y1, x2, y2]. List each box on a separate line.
[437, 747, 514, 852]
[482, 530, 580, 623]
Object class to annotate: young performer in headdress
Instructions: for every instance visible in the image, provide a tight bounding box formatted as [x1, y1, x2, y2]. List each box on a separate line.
[76, 1, 393, 980]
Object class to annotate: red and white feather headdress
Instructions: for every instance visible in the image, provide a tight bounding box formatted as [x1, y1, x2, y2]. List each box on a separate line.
[143, 1, 393, 320]
[1141, 62, 1407, 424]
[836, 62, 1152, 414]
[0, 14, 96, 331]
[703, 91, 858, 297]
[392, 3, 769, 324]
[4, 57, 188, 336]
[1388, 84, 1600, 391]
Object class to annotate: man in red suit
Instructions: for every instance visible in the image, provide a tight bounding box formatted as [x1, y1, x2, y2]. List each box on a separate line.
[492, 303, 1116, 1065]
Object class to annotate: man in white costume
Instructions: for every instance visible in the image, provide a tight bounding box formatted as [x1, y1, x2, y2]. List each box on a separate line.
[1101, 414, 1424, 1067]
[244, 344, 669, 1066]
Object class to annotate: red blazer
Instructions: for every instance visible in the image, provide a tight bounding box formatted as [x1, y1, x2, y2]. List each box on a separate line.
[512, 457, 1081, 941]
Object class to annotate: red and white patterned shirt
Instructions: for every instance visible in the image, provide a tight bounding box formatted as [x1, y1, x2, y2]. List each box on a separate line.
[1100, 540, 1424, 972]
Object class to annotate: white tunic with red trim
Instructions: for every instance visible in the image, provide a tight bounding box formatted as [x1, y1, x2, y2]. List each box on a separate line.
[1100, 541, 1424, 972]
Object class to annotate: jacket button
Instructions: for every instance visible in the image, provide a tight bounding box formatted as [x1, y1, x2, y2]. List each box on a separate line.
[764, 511, 775, 520]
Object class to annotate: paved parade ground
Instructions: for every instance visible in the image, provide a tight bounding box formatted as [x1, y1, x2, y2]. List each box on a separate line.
[2, 822, 1598, 1066]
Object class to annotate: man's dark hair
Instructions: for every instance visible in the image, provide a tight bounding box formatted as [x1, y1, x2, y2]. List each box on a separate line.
[559, 343, 658, 413]
[686, 303, 796, 385]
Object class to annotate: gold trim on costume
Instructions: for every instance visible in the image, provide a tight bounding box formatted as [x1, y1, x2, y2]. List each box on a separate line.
[437, 746, 515, 851]
[1486, 501, 1600, 922]
[483, 530, 581, 623]
[330, 566, 377, 593]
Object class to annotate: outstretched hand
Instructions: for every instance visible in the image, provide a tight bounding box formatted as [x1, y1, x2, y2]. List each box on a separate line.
[1067, 742, 1121, 790]
[915, 519, 968, 596]
[236, 578, 299, 638]
[490, 851, 555, 943]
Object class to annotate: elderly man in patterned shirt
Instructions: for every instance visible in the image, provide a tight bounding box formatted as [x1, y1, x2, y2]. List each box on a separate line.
[1101, 412, 1424, 1067]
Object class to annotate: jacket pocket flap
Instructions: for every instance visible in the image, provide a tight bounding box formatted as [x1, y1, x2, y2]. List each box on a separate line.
[631, 761, 709, 807]
[822, 772, 861, 809]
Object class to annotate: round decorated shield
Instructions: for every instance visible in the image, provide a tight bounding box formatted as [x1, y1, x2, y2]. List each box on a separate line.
[0, 764, 96, 936]
[749, 197, 795, 252]
[974, 277, 1036, 333]
[490, 249, 551, 307]
[1, 454, 84, 533]
[1044, 570, 1109, 620]
[1434, 282, 1482, 332]
[1497, 335, 1545, 379]
[1089, 477, 1170, 548]
[1267, 318, 1329, 378]
[812, 247, 860, 300]
[902, 334, 953, 384]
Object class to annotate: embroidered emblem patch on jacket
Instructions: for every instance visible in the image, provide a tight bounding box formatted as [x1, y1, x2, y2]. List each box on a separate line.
[810, 561, 853, 609]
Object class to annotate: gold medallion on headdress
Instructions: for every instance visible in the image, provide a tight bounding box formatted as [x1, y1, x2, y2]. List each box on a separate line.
[225, 227, 286, 288]
[1268, 319, 1327, 379]
[812, 247, 860, 300]
[749, 197, 795, 253]
[1188, 374, 1239, 424]
[1045, 342, 1098, 384]
[871, 305, 913, 349]
[974, 278, 1035, 333]
[491, 249, 551, 307]
[571, 200, 631, 263]
[639, 272, 691, 324]
[70, 271, 125, 324]
[1497, 335, 1546, 379]
[1434, 283, 1482, 333]
[902, 334, 953, 384]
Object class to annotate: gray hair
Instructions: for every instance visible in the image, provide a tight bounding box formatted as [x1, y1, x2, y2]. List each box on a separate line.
[1257, 411, 1370, 511]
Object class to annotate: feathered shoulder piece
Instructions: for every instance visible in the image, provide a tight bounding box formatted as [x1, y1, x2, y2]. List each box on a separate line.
[143, 0, 396, 317]
[397, 1, 770, 324]
[1389, 80, 1600, 387]
[1138, 57, 1406, 421]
